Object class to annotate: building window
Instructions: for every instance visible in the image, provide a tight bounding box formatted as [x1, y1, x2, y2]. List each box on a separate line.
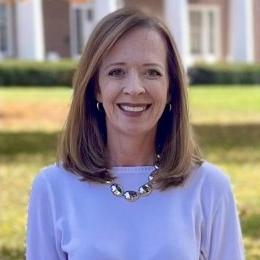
[0, 4, 7, 54]
[75, 9, 83, 55]
[70, 0, 123, 58]
[86, 9, 93, 21]
[208, 10, 216, 54]
[0, 3, 12, 58]
[116, 0, 124, 9]
[189, 5, 220, 62]
[190, 11, 202, 55]
[70, 3, 95, 57]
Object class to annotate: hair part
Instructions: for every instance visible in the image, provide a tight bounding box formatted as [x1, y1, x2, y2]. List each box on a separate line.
[57, 8, 203, 191]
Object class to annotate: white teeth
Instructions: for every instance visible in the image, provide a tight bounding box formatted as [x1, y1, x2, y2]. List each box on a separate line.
[120, 105, 147, 112]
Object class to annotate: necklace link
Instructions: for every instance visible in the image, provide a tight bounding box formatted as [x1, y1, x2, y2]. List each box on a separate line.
[109, 155, 160, 202]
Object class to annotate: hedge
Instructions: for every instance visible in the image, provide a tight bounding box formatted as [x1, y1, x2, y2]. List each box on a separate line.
[0, 60, 76, 86]
[0, 61, 260, 86]
[188, 63, 260, 85]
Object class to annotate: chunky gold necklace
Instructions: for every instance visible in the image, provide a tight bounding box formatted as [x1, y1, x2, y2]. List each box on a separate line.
[107, 155, 160, 202]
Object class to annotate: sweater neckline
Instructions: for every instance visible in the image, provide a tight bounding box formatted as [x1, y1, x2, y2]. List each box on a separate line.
[111, 166, 155, 174]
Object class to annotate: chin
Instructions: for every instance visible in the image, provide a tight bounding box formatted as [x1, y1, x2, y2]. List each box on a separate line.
[118, 125, 155, 137]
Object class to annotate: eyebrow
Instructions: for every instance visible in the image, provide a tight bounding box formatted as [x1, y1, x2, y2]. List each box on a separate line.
[143, 63, 164, 70]
[104, 62, 165, 70]
[104, 62, 125, 70]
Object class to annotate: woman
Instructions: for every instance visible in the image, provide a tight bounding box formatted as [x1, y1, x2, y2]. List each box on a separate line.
[26, 8, 244, 260]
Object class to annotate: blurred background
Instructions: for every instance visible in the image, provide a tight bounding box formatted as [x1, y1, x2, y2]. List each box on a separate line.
[0, 0, 260, 259]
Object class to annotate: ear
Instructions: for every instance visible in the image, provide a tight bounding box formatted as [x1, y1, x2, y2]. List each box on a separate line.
[94, 79, 102, 102]
[96, 91, 102, 102]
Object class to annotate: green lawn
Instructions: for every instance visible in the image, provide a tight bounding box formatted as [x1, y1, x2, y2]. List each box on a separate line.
[0, 86, 72, 102]
[1, 86, 260, 259]
[189, 85, 260, 124]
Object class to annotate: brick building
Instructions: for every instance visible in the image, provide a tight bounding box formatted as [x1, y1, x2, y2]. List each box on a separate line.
[0, 0, 259, 65]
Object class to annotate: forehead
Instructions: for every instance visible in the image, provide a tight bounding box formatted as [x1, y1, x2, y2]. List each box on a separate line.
[100, 27, 167, 66]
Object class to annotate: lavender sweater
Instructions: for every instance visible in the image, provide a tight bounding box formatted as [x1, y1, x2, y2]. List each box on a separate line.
[26, 161, 244, 260]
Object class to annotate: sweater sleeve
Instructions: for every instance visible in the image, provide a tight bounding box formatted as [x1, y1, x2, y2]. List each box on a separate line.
[202, 181, 245, 260]
[26, 172, 66, 260]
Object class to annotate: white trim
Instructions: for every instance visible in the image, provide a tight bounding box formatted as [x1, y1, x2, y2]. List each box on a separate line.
[188, 4, 221, 64]
[164, 0, 189, 68]
[229, 0, 254, 62]
[16, 0, 45, 60]
[94, 0, 118, 22]
[250, 0, 255, 61]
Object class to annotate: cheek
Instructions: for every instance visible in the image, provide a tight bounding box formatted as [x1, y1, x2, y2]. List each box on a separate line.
[153, 83, 169, 103]
[98, 86, 119, 112]
[96, 75, 104, 102]
[97, 78, 111, 103]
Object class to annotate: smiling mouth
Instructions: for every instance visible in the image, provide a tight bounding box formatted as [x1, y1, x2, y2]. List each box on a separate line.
[118, 103, 151, 112]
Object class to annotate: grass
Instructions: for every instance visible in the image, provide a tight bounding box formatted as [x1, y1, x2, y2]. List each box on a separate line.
[0, 86, 72, 102]
[1, 85, 260, 259]
[189, 85, 260, 124]
[0, 87, 72, 132]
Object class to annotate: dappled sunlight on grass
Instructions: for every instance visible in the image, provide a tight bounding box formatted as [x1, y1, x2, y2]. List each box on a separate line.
[0, 154, 56, 260]
[1, 86, 260, 259]
[0, 131, 59, 157]
[0, 101, 70, 131]
[244, 237, 260, 260]
[193, 123, 260, 164]
[0, 87, 72, 132]
[0, 247, 24, 260]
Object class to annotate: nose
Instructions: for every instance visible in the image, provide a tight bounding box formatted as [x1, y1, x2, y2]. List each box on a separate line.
[122, 71, 145, 95]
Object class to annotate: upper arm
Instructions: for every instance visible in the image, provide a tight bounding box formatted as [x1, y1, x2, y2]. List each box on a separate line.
[201, 181, 245, 260]
[26, 172, 66, 260]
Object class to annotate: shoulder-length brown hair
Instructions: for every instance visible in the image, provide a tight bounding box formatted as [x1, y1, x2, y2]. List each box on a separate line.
[57, 8, 202, 191]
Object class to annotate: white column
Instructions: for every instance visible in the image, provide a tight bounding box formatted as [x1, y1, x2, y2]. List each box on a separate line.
[164, 0, 190, 67]
[229, 0, 254, 62]
[94, 0, 118, 23]
[16, 0, 45, 60]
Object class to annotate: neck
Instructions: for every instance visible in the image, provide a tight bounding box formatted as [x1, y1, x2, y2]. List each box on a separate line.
[107, 131, 156, 167]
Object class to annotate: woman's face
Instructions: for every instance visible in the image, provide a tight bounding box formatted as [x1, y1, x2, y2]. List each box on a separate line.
[97, 27, 169, 138]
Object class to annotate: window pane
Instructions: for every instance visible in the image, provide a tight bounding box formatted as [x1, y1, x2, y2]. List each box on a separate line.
[75, 9, 83, 54]
[189, 11, 202, 54]
[208, 11, 215, 54]
[0, 4, 7, 52]
[86, 9, 93, 21]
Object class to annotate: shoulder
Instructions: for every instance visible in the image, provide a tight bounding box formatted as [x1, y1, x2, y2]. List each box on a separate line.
[33, 163, 66, 182]
[192, 163, 244, 259]
[31, 163, 81, 193]
[38, 163, 70, 178]
[188, 161, 234, 206]
[195, 160, 231, 190]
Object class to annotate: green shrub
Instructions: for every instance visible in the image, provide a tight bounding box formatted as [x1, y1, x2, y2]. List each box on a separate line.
[0, 60, 77, 86]
[1, 61, 260, 86]
[188, 63, 260, 85]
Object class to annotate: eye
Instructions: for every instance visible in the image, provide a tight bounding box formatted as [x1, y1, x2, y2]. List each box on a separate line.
[108, 68, 125, 78]
[145, 69, 162, 78]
